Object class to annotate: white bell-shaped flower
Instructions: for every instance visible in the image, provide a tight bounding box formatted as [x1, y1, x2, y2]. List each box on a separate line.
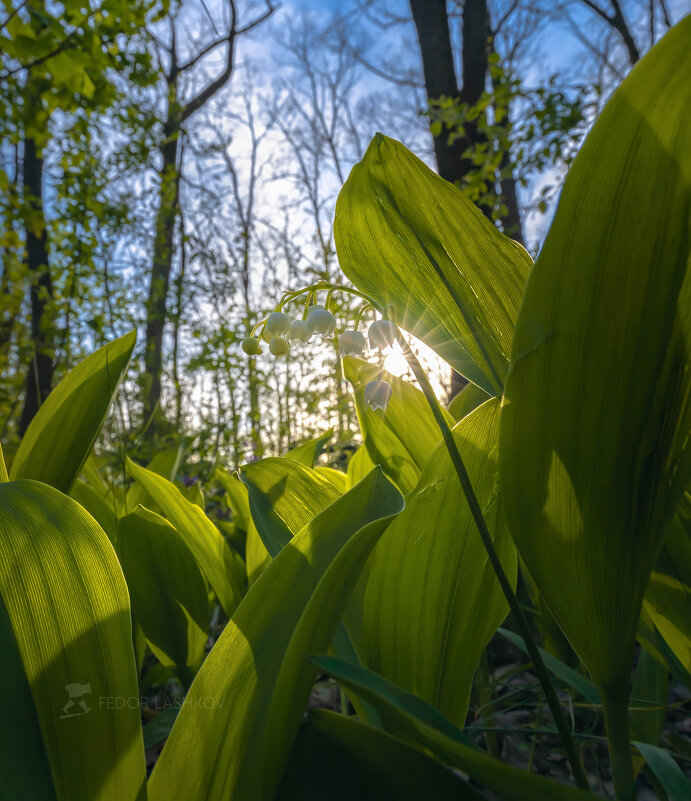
[269, 336, 289, 356]
[364, 379, 392, 412]
[241, 336, 262, 355]
[265, 311, 291, 337]
[338, 329, 367, 357]
[308, 306, 337, 337]
[288, 319, 313, 343]
[368, 319, 397, 351]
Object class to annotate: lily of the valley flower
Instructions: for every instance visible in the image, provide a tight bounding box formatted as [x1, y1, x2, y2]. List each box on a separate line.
[308, 306, 337, 336]
[265, 311, 291, 337]
[269, 336, 290, 356]
[288, 319, 313, 343]
[364, 379, 392, 411]
[338, 329, 367, 357]
[241, 336, 262, 355]
[368, 319, 397, 351]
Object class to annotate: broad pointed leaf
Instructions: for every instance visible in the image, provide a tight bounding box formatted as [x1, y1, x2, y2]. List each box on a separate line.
[312, 656, 594, 801]
[125, 445, 184, 515]
[448, 382, 491, 422]
[277, 711, 486, 801]
[499, 20, 691, 690]
[240, 457, 340, 557]
[634, 742, 691, 801]
[284, 429, 333, 466]
[335, 134, 532, 395]
[346, 444, 376, 490]
[239, 457, 341, 582]
[147, 468, 403, 801]
[127, 458, 245, 617]
[362, 398, 516, 725]
[316, 466, 348, 492]
[643, 499, 691, 672]
[0, 480, 146, 800]
[117, 507, 209, 687]
[344, 356, 451, 494]
[10, 331, 136, 493]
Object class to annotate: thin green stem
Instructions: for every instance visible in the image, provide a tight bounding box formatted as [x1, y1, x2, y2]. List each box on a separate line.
[602, 687, 636, 801]
[395, 329, 590, 792]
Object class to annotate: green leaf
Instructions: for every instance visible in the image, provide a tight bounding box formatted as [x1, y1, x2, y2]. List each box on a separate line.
[497, 629, 601, 705]
[643, 500, 691, 673]
[10, 331, 136, 494]
[630, 648, 668, 747]
[315, 466, 348, 492]
[127, 458, 245, 617]
[448, 382, 491, 422]
[142, 707, 179, 750]
[240, 455, 374, 718]
[0, 442, 8, 482]
[284, 429, 333, 466]
[215, 467, 251, 530]
[335, 134, 532, 395]
[148, 468, 403, 801]
[125, 445, 184, 515]
[362, 399, 516, 725]
[308, 655, 474, 746]
[117, 507, 209, 687]
[312, 654, 595, 801]
[277, 711, 487, 801]
[0, 581, 56, 801]
[0, 480, 146, 801]
[499, 20, 691, 690]
[70, 479, 119, 543]
[344, 356, 452, 494]
[240, 457, 340, 557]
[633, 742, 691, 801]
[346, 444, 376, 490]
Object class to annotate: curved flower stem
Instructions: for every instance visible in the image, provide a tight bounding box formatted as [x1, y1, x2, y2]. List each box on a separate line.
[395, 327, 590, 792]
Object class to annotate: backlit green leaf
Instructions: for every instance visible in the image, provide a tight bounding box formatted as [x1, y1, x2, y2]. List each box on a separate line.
[284, 429, 333, 466]
[335, 134, 532, 395]
[239, 457, 341, 582]
[346, 444, 376, 490]
[148, 468, 403, 801]
[0, 480, 146, 801]
[499, 20, 691, 691]
[643, 500, 691, 673]
[117, 506, 209, 687]
[127, 458, 245, 617]
[448, 382, 491, 422]
[362, 398, 516, 725]
[344, 356, 451, 494]
[10, 331, 136, 493]
[125, 445, 184, 515]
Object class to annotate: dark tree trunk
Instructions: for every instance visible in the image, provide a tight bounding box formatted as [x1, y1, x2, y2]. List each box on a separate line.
[409, 0, 491, 397]
[142, 113, 181, 432]
[408, 0, 468, 184]
[499, 163, 524, 243]
[19, 135, 54, 435]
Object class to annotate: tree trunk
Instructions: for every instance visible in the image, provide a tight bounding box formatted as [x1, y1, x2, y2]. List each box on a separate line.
[409, 0, 491, 397]
[409, 0, 468, 185]
[142, 111, 181, 432]
[19, 135, 54, 435]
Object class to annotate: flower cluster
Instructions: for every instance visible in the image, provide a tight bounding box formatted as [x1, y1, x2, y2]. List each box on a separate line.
[242, 288, 398, 411]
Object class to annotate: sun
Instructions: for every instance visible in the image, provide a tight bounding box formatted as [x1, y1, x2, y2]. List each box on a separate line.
[383, 347, 410, 377]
